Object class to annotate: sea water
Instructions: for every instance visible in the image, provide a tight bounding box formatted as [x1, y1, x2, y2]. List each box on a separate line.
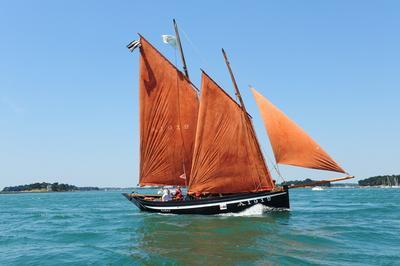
[1, 188, 399, 265]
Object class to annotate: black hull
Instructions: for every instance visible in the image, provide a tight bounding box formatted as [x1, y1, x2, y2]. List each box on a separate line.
[123, 189, 290, 215]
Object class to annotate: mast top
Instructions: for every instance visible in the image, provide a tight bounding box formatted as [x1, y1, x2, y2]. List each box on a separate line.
[222, 48, 247, 114]
[173, 19, 189, 78]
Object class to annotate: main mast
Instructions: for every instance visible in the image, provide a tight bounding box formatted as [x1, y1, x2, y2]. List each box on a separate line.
[173, 19, 191, 187]
[173, 19, 189, 78]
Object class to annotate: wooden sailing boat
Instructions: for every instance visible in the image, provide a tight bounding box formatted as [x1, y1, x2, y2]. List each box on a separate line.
[123, 21, 353, 215]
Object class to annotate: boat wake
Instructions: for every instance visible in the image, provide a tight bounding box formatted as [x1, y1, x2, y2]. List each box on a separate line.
[219, 204, 282, 217]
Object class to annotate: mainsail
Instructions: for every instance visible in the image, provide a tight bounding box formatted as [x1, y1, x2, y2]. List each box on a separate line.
[251, 88, 346, 173]
[188, 72, 275, 194]
[138, 36, 199, 186]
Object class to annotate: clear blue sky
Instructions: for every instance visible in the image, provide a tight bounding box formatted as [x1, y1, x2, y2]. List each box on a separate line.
[1, 0, 399, 188]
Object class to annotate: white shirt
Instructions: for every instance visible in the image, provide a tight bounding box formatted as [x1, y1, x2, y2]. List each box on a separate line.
[161, 189, 172, 201]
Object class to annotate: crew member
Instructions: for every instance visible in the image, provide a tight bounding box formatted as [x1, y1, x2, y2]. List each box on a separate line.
[161, 188, 172, 201]
[174, 186, 183, 200]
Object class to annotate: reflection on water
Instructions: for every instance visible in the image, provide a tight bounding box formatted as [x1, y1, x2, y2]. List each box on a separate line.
[130, 210, 291, 265]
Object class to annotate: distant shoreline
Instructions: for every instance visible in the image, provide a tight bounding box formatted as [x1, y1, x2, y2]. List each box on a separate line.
[1, 182, 102, 194]
[2, 176, 400, 193]
[0, 188, 133, 194]
[2, 185, 400, 195]
[0, 190, 80, 194]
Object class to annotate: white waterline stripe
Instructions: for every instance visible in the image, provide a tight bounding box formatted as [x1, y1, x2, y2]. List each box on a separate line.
[143, 192, 287, 210]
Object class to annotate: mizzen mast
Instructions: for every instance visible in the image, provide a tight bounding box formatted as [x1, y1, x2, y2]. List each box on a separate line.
[173, 19, 189, 78]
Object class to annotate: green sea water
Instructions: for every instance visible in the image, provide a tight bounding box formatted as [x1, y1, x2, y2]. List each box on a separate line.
[1, 188, 399, 265]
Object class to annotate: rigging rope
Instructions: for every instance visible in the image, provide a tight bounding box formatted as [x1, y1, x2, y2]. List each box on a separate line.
[179, 26, 211, 73]
[260, 144, 286, 183]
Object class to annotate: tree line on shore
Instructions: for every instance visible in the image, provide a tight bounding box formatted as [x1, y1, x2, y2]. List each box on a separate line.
[2, 182, 99, 192]
[280, 175, 400, 187]
[358, 175, 400, 186]
[280, 178, 331, 187]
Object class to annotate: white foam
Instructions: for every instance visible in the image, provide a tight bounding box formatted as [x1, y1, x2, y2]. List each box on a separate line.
[219, 204, 275, 217]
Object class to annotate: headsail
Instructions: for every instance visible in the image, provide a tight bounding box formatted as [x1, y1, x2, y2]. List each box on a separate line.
[138, 36, 199, 186]
[188, 72, 274, 194]
[251, 88, 346, 173]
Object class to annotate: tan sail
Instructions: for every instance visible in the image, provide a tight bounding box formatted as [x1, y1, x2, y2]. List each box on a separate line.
[138, 36, 199, 186]
[188, 72, 275, 194]
[251, 88, 346, 173]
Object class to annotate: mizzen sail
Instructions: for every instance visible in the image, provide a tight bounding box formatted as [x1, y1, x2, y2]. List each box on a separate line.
[138, 36, 199, 186]
[188, 73, 274, 194]
[251, 88, 346, 173]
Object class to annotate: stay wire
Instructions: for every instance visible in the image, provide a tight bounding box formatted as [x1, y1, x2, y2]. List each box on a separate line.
[179, 26, 211, 73]
[264, 150, 286, 183]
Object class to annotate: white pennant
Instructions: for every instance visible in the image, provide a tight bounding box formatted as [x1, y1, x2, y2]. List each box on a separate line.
[162, 35, 177, 48]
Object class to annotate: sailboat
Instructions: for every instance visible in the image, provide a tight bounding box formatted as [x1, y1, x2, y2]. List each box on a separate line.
[123, 20, 353, 215]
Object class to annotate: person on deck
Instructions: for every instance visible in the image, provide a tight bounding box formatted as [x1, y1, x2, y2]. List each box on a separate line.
[174, 186, 183, 200]
[161, 188, 172, 201]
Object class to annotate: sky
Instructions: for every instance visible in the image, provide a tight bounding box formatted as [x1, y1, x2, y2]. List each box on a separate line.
[0, 0, 399, 189]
